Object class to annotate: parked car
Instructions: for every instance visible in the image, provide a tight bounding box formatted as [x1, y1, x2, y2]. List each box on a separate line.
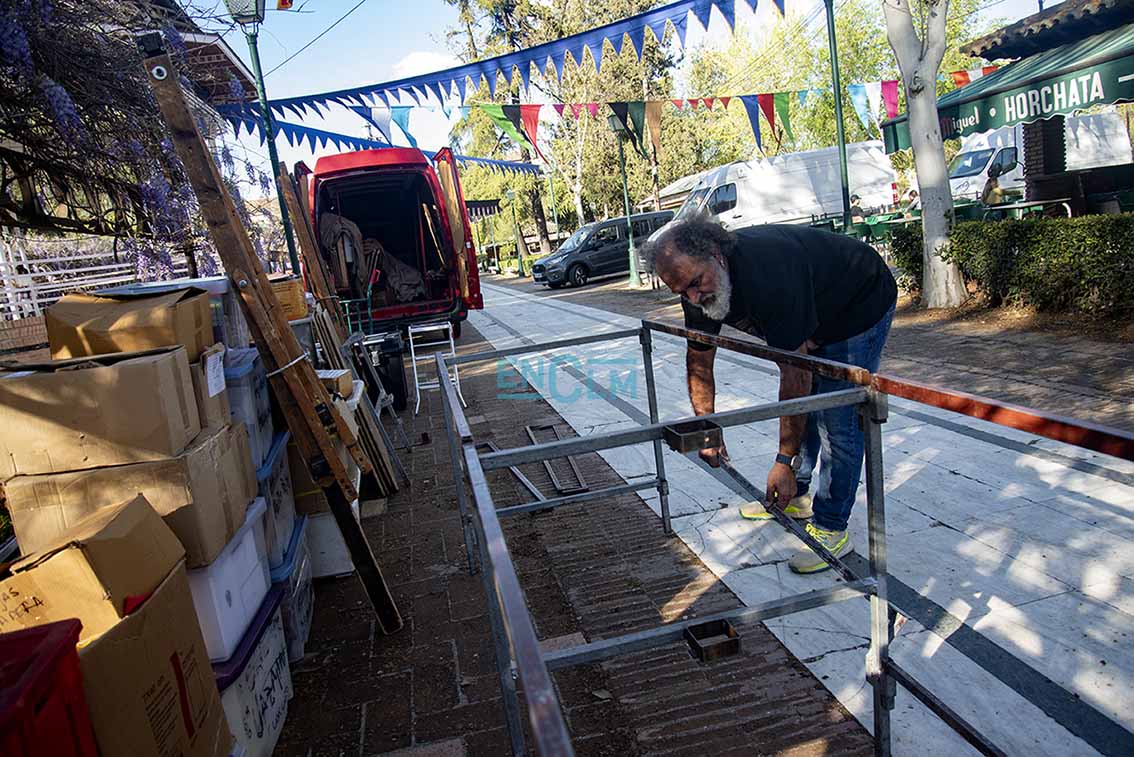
[531, 210, 673, 288]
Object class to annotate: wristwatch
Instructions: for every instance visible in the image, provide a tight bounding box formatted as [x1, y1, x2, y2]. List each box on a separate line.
[775, 453, 802, 472]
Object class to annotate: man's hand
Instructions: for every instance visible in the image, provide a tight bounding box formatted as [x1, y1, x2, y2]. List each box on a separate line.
[699, 441, 729, 468]
[766, 462, 797, 507]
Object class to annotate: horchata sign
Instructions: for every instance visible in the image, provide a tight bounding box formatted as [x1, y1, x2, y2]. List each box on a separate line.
[938, 58, 1133, 141]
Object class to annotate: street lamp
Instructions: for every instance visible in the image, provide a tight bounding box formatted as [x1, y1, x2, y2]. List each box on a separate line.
[223, 0, 301, 274]
[607, 114, 638, 288]
[823, 0, 852, 228]
[503, 188, 525, 277]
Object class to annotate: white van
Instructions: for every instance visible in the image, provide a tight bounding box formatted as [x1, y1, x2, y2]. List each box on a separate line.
[948, 111, 1133, 200]
[667, 140, 897, 229]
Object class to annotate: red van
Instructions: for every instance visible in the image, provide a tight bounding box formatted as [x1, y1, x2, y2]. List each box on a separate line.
[309, 147, 482, 336]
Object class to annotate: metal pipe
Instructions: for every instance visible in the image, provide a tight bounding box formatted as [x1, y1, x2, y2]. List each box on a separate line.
[461, 471, 528, 755]
[863, 391, 894, 756]
[640, 328, 673, 534]
[823, 0, 852, 228]
[615, 136, 639, 287]
[643, 320, 874, 385]
[872, 373, 1134, 461]
[479, 389, 868, 471]
[436, 355, 474, 441]
[463, 445, 575, 755]
[450, 328, 642, 365]
[436, 355, 479, 575]
[243, 28, 300, 273]
[497, 478, 660, 517]
[884, 660, 1007, 757]
[543, 579, 876, 671]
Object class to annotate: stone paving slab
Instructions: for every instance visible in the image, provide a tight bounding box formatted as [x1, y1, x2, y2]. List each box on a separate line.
[471, 280, 1134, 755]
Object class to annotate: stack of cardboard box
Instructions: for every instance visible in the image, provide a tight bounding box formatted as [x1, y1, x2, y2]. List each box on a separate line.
[0, 287, 306, 756]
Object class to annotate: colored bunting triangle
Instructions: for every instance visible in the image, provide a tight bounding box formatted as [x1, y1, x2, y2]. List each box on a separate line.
[773, 92, 794, 143]
[757, 93, 775, 136]
[739, 95, 761, 151]
[519, 104, 546, 162]
[881, 80, 900, 119]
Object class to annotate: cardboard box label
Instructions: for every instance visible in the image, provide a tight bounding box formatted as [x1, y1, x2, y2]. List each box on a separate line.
[205, 349, 225, 397]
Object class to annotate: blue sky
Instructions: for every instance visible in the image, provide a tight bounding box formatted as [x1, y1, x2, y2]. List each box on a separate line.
[213, 0, 1058, 190]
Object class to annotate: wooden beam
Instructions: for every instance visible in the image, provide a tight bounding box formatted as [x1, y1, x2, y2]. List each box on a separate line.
[277, 163, 348, 340]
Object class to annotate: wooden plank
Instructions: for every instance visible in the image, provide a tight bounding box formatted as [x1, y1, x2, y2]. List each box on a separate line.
[142, 48, 400, 633]
[278, 164, 348, 340]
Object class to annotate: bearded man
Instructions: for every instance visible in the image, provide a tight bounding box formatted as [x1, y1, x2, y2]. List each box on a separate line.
[644, 215, 897, 574]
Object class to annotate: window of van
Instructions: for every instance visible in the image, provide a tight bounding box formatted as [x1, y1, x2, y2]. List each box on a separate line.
[591, 224, 619, 244]
[708, 183, 737, 214]
[949, 148, 995, 178]
[631, 218, 650, 238]
[674, 187, 710, 220]
[991, 147, 1018, 174]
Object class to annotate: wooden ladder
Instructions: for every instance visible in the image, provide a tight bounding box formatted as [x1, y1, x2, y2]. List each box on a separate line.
[140, 42, 401, 634]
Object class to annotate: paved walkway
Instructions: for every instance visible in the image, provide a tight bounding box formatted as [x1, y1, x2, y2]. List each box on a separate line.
[278, 324, 872, 756]
[470, 279, 1134, 756]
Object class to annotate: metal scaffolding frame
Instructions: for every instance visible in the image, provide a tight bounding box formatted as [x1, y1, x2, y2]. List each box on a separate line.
[435, 319, 1134, 757]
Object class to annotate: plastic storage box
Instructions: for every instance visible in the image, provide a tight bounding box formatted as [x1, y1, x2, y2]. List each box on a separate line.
[225, 347, 274, 468]
[257, 431, 295, 570]
[214, 585, 292, 757]
[308, 499, 360, 578]
[290, 316, 316, 361]
[188, 498, 271, 662]
[270, 516, 313, 661]
[0, 619, 98, 757]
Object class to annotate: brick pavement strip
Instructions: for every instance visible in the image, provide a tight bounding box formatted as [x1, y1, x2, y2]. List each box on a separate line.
[277, 323, 872, 757]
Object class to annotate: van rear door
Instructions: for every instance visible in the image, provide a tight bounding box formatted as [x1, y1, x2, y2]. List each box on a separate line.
[433, 148, 483, 310]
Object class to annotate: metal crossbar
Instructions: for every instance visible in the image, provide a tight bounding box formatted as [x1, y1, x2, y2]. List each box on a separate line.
[436, 320, 1134, 757]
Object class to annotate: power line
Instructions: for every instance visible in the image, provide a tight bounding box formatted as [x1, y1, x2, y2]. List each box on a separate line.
[264, 0, 370, 78]
[714, 0, 828, 94]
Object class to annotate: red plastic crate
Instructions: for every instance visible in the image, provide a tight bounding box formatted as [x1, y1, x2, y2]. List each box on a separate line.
[0, 619, 98, 757]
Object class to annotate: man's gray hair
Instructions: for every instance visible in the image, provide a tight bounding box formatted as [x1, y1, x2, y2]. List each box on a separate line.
[642, 212, 735, 272]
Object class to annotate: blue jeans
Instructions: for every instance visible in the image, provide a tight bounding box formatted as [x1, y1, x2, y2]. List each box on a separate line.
[795, 305, 894, 531]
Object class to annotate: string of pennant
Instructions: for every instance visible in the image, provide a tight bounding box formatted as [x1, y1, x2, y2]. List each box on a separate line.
[221, 63, 997, 168]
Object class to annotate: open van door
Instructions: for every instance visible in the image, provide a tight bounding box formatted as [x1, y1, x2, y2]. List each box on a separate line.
[433, 148, 483, 310]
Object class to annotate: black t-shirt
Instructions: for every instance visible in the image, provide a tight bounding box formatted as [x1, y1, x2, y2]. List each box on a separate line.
[682, 225, 897, 351]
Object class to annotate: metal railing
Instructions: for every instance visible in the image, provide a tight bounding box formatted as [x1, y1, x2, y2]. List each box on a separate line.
[435, 319, 1134, 756]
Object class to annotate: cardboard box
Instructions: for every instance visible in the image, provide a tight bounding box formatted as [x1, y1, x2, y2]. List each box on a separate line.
[79, 563, 233, 757]
[191, 343, 231, 429]
[317, 368, 353, 398]
[46, 287, 213, 362]
[268, 275, 308, 320]
[0, 347, 201, 480]
[5, 424, 257, 568]
[0, 496, 184, 643]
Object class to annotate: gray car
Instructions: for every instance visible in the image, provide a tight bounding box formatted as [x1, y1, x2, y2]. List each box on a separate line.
[532, 211, 673, 288]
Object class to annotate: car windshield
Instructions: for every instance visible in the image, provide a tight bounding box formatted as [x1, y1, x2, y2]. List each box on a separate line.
[674, 187, 710, 220]
[556, 224, 594, 253]
[949, 149, 996, 179]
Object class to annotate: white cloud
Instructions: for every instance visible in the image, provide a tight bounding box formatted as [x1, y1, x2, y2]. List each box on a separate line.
[393, 51, 460, 79]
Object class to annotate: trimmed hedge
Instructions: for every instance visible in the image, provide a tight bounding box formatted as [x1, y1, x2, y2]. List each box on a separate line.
[890, 214, 1134, 314]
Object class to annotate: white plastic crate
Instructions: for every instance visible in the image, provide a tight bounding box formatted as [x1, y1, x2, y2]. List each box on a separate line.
[257, 431, 295, 570]
[189, 497, 270, 662]
[269, 516, 312, 661]
[308, 499, 359, 578]
[214, 587, 292, 757]
[225, 348, 273, 468]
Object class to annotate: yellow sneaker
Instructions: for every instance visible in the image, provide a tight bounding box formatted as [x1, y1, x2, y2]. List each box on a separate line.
[789, 522, 853, 574]
[739, 493, 813, 521]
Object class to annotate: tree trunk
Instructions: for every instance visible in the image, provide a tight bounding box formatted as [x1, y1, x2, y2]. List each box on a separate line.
[883, 0, 967, 309]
